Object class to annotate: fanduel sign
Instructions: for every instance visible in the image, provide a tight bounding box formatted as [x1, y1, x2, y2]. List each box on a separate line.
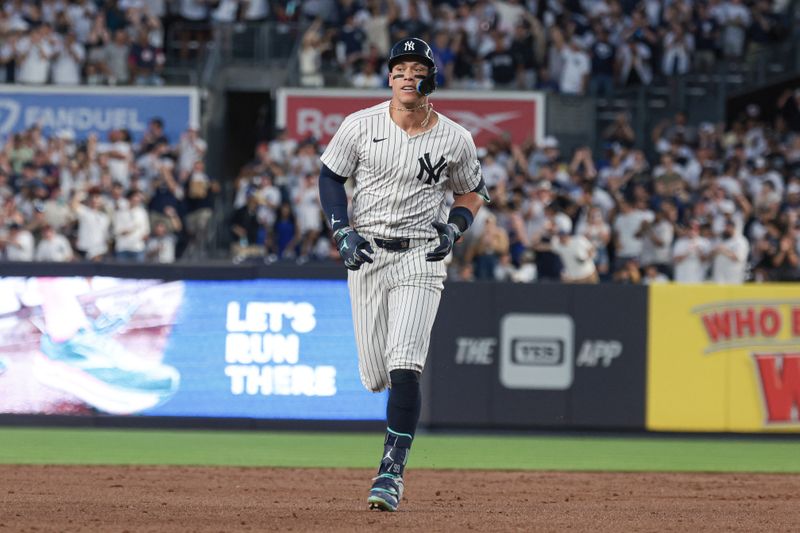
[0, 86, 199, 143]
[277, 88, 545, 148]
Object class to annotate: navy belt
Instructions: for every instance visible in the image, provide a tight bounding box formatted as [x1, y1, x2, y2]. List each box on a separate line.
[374, 237, 411, 251]
[373, 237, 434, 251]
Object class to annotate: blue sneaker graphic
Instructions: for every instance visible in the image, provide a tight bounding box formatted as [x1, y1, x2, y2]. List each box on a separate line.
[34, 327, 180, 415]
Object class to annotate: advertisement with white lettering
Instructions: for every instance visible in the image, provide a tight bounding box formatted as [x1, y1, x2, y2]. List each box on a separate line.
[0, 277, 385, 420]
[276, 88, 545, 148]
[0, 86, 198, 143]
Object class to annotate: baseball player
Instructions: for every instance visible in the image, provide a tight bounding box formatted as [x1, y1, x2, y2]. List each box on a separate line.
[318, 37, 489, 512]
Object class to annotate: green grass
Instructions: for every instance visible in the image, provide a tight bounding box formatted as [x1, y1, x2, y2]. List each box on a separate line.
[1, 428, 799, 473]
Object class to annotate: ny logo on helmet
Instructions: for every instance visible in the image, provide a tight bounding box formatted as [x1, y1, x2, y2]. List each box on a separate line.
[404, 41, 415, 51]
[416, 153, 447, 184]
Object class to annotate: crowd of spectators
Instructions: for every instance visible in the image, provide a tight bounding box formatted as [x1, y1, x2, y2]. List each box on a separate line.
[0, 0, 169, 86]
[297, 0, 795, 95]
[2, 0, 799, 287]
[0, 1, 795, 91]
[0, 118, 216, 263]
[230, 87, 800, 284]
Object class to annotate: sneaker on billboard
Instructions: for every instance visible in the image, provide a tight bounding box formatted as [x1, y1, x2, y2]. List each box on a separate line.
[34, 328, 180, 415]
[91, 309, 135, 336]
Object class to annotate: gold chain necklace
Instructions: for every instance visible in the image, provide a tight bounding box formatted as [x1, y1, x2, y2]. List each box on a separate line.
[389, 102, 434, 129]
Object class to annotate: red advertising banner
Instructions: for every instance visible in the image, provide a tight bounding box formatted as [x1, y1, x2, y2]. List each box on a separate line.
[276, 89, 546, 148]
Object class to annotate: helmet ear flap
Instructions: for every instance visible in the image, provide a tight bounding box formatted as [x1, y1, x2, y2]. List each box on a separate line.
[416, 67, 437, 96]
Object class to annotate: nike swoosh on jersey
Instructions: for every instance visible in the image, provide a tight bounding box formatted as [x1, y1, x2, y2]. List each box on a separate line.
[372, 137, 387, 143]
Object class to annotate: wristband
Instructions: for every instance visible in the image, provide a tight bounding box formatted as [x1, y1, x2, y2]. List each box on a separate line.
[447, 206, 474, 234]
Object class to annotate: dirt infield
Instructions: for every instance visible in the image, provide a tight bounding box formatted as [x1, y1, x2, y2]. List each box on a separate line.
[1, 466, 799, 532]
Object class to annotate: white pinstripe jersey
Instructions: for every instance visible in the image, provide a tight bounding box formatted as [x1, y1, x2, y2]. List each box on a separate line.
[320, 101, 483, 240]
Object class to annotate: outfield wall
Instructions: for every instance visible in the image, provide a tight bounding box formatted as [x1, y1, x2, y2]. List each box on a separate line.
[0, 264, 798, 433]
[647, 284, 800, 433]
[423, 283, 647, 430]
[0, 85, 200, 144]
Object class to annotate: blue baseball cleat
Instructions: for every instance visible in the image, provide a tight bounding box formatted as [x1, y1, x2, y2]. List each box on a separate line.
[368, 473, 405, 512]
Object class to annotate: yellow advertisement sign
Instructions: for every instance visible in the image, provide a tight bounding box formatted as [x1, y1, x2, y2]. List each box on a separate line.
[648, 284, 800, 432]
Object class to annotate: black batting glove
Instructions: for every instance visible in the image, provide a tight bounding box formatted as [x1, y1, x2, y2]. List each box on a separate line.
[334, 227, 374, 270]
[426, 222, 461, 262]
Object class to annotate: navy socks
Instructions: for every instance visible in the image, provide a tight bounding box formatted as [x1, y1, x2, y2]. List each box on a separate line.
[386, 369, 421, 440]
[379, 370, 421, 477]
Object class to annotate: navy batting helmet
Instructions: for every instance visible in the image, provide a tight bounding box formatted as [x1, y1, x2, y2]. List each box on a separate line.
[388, 37, 437, 96]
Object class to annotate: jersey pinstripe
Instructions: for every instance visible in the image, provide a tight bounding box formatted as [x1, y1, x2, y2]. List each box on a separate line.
[348, 241, 445, 391]
[320, 101, 482, 239]
[320, 101, 482, 392]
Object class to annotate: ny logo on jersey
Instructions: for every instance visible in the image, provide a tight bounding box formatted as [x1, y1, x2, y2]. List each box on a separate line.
[404, 41, 415, 51]
[415, 153, 447, 184]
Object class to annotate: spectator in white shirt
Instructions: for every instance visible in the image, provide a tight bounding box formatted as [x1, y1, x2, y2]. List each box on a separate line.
[642, 264, 669, 284]
[35, 224, 73, 261]
[103, 29, 130, 85]
[639, 202, 676, 277]
[707, 186, 741, 236]
[241, 0, 269, 22]
[617, 38, 653, 87]
[51, 31, 85, 85]
[252, 174, 281, 228]
[16, 25, 55, 84]
[351, 60, 384, 89]
[294, 173, 323, 262]
[298, 22, 326, 88]
[179, 0, 208, 21]
[66, 0, 95, 43]
[747, 157, 784, 200]
[2, 223, 35, 261]
[178, 126, 208, 179]
[40, 0, 63, 26]
[481, 154, 508, 188]
[550, 229, 598, 283]
[720, 0, 750, 59]
[145, 220, 176, 263]
[70, 190, 110, 261]
[672, 220, 711, 283]
[211, 0, 239, 24]
[268, 129, 298, 167]
[558, 37, 590, 95]
[113, 191, 150, 262]
[105, 129, 133, 188]
[613, 198, 655, 270]
[576, 205, 611, 277]
[661, 24, 694, 76]
[136, 142, 170, 187]
[711, 219, 750, 284]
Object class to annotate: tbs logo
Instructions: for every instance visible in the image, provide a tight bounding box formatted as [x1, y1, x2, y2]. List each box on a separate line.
[511, 339, 564, 366]
[500, 314, 574, 390]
